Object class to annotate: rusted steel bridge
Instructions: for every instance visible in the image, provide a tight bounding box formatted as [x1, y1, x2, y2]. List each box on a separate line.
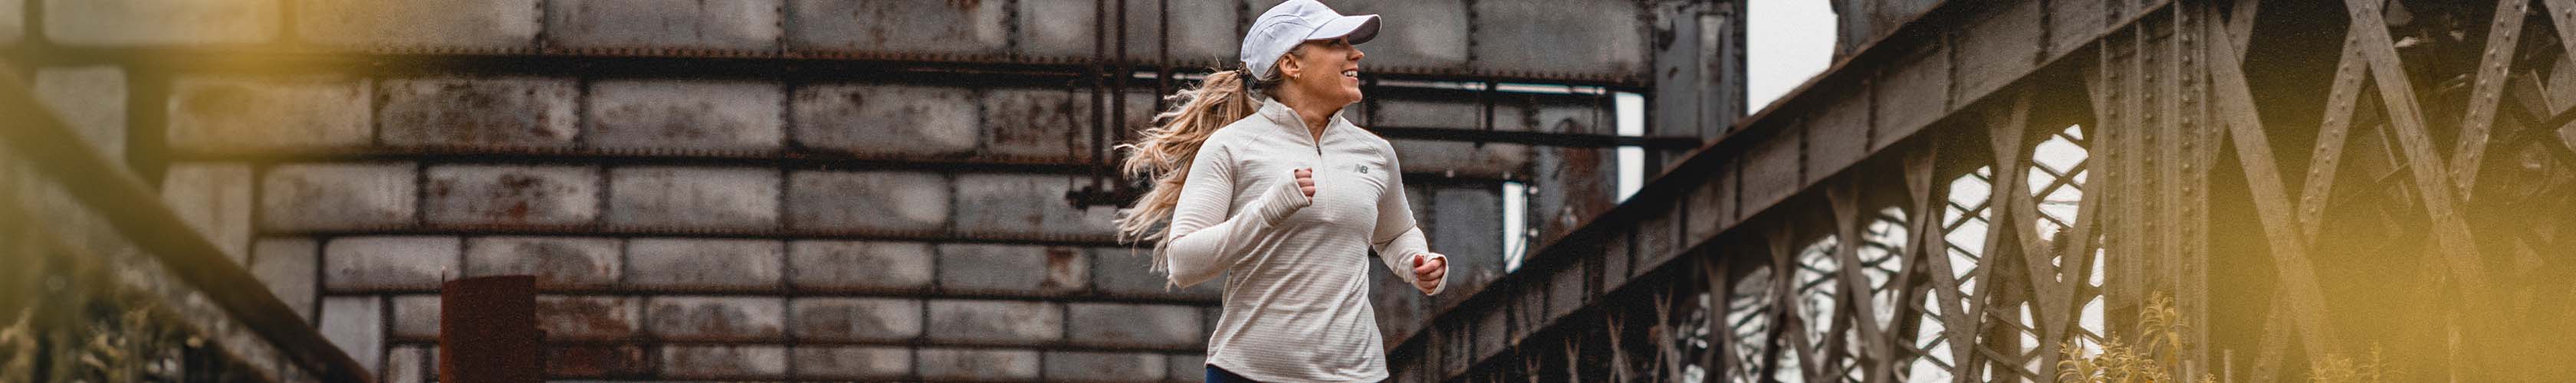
[1385, 0, 2576, 381]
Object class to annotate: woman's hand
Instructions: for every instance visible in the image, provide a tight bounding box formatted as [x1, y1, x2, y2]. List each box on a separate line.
[1294, 168, 1316, 197]
[1411, 253, 1447, 295]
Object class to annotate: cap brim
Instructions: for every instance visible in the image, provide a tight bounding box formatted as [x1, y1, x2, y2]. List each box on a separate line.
[1306, 14, 1380, 45]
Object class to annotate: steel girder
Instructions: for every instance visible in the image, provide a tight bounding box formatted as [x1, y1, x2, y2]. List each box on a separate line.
[1388, 0, 2576, 381]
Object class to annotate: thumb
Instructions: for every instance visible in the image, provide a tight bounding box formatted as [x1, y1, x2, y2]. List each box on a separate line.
[1411, 254, 1423, 267]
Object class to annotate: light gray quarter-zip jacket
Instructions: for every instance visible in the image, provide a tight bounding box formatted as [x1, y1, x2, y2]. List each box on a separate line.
[1163, 97, 1444, 382]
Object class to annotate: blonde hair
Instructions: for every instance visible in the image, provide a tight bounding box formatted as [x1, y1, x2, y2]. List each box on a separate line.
[1117, 60, 1294, 272]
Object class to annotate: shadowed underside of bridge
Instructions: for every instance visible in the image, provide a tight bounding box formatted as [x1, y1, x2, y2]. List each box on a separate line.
[1387, 0, 2576, 381]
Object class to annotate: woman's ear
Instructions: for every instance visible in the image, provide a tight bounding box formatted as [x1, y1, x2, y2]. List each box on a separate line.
[1277, 54, 1302, 79]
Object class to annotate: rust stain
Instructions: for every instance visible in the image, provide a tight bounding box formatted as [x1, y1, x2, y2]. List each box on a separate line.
[536, 297, 634, 339]
[841, 90, 867, 110]
[686, 303, 754, 339]
[799, 308, 853, 338]
[471, 172, 559, 223]
[386, 81, 568, 146]
[658, 102, 721, 141]
[1548, 126, 1613, 239]
[522, 241, 601, 288]
[426, 178, 456, 200]
[1042, 247, 1080, 289]
[544, 345, 647, 378]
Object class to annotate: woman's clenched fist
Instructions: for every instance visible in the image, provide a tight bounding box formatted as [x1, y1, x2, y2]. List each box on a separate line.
[1293, 168, 1316, 197]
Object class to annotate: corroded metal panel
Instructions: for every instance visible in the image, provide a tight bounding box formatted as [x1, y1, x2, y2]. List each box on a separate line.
[1740, 123, 1802, 211]
[1469, 0, 1648, 81]
[1807, 84, 1871, 184]
[785, 0, 1010, 59]
[1868, 40, 1949, 150]
[1953, 0, 2045, 107]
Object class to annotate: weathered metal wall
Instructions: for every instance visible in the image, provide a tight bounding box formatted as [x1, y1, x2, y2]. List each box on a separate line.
[11, 0, 1660, 381]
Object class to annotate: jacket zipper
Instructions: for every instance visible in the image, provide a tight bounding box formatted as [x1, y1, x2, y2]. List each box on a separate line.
[1311, 128, 1326, 157]
[1291, 107, 1326, 162]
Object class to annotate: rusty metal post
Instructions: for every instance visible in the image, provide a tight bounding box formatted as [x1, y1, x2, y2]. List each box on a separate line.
[439, 275, 541, 383]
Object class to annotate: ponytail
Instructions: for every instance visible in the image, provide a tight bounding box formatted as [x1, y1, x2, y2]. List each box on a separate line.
[1116, 68, 1284, 272]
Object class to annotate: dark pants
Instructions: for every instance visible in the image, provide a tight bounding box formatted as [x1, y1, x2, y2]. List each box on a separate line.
[1206, 365, 1263, 383]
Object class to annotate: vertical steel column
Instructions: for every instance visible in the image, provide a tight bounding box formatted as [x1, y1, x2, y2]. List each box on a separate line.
[1651, 0, 1748, 167]
[439, 276, 540, 383]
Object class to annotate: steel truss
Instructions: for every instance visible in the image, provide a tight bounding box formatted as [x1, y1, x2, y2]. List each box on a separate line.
[1392, 0, 2576, 381]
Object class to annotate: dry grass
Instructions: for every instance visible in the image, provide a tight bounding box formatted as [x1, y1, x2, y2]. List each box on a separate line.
[0, 297, 190, 381]
[2056, 293, 2210, 383]
[2305, 348, 2384, 383]
[2057, 293, 2388, 383]
[0, 306, 33, 382]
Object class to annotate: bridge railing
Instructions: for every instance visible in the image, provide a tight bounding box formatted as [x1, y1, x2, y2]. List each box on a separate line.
[1396, 0, 2576, 381]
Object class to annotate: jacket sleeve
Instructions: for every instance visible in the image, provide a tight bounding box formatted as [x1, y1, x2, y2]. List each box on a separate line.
[1368, 148, 1442, 295]
[1163, 142, 1311, 288]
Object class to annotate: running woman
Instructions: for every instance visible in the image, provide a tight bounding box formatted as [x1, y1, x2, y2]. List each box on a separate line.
[1115, 1, 1450, 381]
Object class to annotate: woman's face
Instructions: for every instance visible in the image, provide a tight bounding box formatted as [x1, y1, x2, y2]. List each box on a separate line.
[1281, 38, 1366, 106]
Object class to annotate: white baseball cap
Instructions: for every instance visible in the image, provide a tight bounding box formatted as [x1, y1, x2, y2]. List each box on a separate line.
[1240, 0, 1380, 80]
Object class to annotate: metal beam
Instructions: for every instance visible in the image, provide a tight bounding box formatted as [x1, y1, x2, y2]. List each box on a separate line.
[0, 66, 373, 382]
[1386, 0, 2178, 380]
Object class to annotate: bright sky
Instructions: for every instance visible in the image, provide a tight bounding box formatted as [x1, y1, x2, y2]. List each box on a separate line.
[1519, 0, 1838, 272]
[1748, 0, 1838, 111]
[1614, 0, 1836, 202]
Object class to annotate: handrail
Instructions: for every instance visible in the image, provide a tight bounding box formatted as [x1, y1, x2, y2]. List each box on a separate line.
[0, 65, 373, 382]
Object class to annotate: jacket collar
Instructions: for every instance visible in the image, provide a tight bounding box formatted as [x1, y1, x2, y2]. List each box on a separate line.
[1256, 97, 1354, 139]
